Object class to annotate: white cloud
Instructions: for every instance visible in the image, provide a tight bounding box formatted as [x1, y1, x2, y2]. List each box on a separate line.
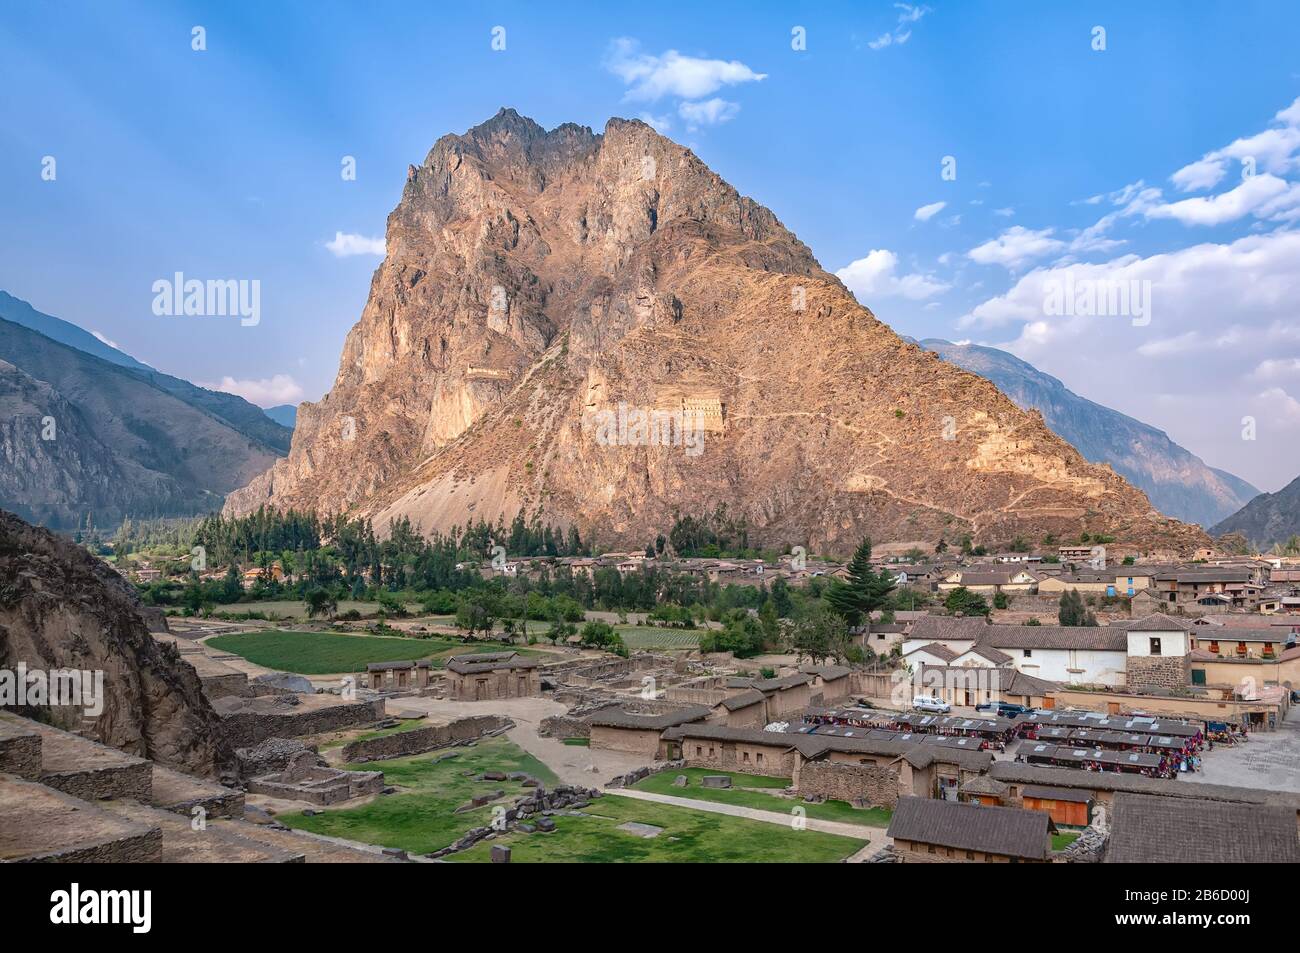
[200, 374, 304, 408]
[967, 226, 1066, 270]
[678, 98, 740, 127]
[869, 4, 931, 50]
[638, 112, 672, 133]
[1251, 358, 1300, 380]
[604, 38, 765, 102]
[914, 201, 946, 222]
[836, 248, 949, 301]
[994, 207, 1015, 217]
[958, 229, 1300, 489]
[91, 330, 121, 350]
[1145, 173, 1291, 226]
[325, 232, 386, 257]
[1169, 96, 1300, 192]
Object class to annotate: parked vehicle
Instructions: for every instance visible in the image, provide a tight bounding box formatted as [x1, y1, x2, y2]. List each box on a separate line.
[976, 701, 1031, 718]
[913, 695, 951, 714]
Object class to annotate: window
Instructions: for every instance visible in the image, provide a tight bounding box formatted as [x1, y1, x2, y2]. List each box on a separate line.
[966, 850, 975, 860]
[1149, 637, 1161, 655]
[1023, 649, 1032, 658]
[756, 752, 764, 764]
[927, 844, 936, 854]
[742, 751, 750, 763]
[695, 746, 702, 757]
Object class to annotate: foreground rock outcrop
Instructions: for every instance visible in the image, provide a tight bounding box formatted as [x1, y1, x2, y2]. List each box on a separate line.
[227, 108, 1207, 554]
[0, 510, 232, 777]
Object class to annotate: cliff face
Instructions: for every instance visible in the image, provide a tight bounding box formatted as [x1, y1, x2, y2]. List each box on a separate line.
[921, 339, 1259, 528]
[227, 109, 1207, 555]
[0, 510, 232, 777]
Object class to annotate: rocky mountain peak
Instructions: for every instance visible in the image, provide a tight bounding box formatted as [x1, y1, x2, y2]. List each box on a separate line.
[226, 110, 1207, 555]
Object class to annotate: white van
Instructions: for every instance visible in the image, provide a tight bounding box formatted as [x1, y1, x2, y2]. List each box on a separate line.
[913, 695, 951, 714]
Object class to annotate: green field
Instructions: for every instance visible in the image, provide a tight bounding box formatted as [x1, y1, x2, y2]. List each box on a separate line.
[282, 738, 864, 862]
[205, 629, 459, 674]
[630, 768, 893, 828]
[449, 794, 867, 863]
[205, 628, 552, 674]
[282, 738, 560, 854]
[615, 625, 702, 650]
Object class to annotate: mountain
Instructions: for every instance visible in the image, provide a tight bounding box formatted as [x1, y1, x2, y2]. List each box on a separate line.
[226, 109, 1206, 555]
[0, 291, 292, 454]
[1211, 474, 1300, 548]
[920, 339, 1259, 527]
[0, 317, 284, 529]
[264, 404, 298, 429]
[0, 289, 153, 372]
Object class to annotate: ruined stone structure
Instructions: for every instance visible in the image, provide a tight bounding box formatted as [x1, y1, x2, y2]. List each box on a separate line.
[246, 749, 384, 806]
[341, 714, 513, 763]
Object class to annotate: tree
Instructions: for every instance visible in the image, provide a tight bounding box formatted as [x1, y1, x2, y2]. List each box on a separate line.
[787, 606, 852, 664]
[1058, 589, 1097, 626]
[305, 587, 338, 621]
[825, 538, 896, 626]
[943, 586, 990, 617]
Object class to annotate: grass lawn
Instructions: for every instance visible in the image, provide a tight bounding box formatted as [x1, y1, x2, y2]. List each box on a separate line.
[449, 795, 866, 863]
[206, 629, 460, 674]
[1052, 832, 1081, 851]
[630, 768, 893, 829]
[281, 737, 560, 855]
[206, 629, 551, 674]
[615, 625, 702, 650]
[318, 718, 431, 751]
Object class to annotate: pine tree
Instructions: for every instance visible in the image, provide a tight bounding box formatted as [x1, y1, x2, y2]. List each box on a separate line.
[825, 537, 896, 626]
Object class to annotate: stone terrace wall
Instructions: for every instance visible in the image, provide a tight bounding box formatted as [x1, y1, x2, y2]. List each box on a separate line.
[341, 714, 513, 763]
[42, 759, 152, 802]
[220, 699, 386, 748]
[0, 727, 41, 779]
[794, 759, 900, 808]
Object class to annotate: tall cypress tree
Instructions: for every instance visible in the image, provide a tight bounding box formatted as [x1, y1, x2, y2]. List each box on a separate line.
[825, 537, 896, 626]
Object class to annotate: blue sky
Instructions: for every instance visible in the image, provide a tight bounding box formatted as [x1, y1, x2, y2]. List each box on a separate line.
[3, 1, 1300, 490]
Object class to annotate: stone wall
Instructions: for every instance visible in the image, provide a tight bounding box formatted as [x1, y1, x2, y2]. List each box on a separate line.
[1126, 655, 1190, 692]
[341, 714, 512, 763]
[538, 714, 591, 739]
[219, 699, 386, 748]
[41, 759, 153, 802]
[0, 726, 42, 779]
[794, 758, 900, 808]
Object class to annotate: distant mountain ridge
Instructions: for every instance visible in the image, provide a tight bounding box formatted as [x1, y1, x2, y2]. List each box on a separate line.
[919, 338, 1259, 528]
[1211, 474, 1300, 547]
[0, 315, 285, 529]
[0, 291, 292, 453]
[264, 404, 297, 429]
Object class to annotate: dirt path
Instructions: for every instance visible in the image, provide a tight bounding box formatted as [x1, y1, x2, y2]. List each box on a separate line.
[604, 788, 888, 858]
